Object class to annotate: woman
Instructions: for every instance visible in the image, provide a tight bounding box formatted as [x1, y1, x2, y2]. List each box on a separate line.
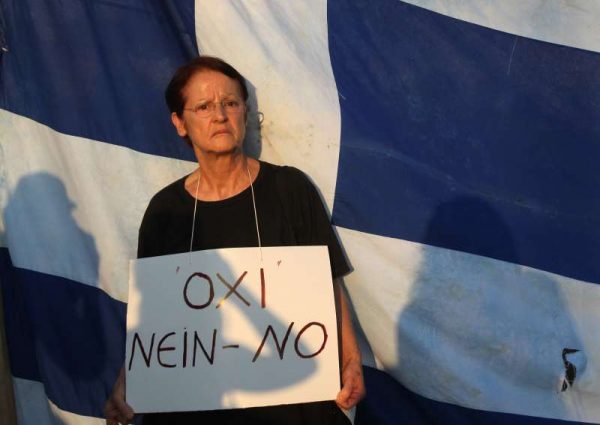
[105, 56, 365, 424]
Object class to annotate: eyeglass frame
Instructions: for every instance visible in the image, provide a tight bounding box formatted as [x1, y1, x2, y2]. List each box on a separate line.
[183, 97, 246, 118]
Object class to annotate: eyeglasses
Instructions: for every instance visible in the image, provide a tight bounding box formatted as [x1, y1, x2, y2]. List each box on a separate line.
[183, 98, 245, 118]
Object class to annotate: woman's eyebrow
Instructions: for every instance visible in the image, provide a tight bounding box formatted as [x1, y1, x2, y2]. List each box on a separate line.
[191, 93, 239, 102]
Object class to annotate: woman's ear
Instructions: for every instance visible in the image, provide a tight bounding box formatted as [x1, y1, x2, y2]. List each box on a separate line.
[171, 112, 188, 138]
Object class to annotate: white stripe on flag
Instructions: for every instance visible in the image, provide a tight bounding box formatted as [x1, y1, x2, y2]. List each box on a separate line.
[0, 109, 195, 302]
[13, 377, 53, 425]
[401, 0, 600, 53]
[195, 0, 341, 210]
[13, 377, 104, 425]
[338, 226, 600, 423]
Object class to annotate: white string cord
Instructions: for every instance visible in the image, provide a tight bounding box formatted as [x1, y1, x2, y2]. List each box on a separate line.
[189, 169, 201, 263]
[246, 163, 263, 261]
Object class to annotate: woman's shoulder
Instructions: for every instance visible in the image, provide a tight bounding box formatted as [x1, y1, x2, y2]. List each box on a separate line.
[145, 174, 190, 213]
[260, 161, 313, 190]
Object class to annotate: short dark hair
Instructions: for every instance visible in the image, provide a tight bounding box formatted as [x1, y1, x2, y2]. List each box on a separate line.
[165, 56, 249, 117]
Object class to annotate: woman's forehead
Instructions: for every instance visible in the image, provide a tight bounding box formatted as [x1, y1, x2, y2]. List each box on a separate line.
[183, 70, 243, 99]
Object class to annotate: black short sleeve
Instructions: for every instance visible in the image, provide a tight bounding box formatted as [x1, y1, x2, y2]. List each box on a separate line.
[273, 166, 351, 279]
[137, 177, 189, 259]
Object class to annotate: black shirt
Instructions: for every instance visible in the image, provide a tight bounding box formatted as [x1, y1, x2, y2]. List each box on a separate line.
[138, 161, 351, 425]
[138, 161, 350, 279]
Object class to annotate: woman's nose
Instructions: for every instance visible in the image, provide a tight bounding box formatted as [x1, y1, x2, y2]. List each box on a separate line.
[212, 103, 227, 121]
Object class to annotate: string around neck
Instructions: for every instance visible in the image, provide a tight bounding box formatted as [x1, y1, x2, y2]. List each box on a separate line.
[188, 161, 263, 263]
[246, 163, 263, 261]
[188, 169, 202, 264]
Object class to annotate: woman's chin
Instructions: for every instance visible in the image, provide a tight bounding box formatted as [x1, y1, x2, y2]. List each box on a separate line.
[194, 142, 242, 157]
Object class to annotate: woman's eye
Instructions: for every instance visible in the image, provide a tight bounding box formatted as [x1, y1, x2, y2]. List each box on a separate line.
[225, 100, 238, 108]
[196, 103, 209, 112]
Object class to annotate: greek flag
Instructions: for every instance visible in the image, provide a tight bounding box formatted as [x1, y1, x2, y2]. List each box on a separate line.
[1, 1, 599, 424]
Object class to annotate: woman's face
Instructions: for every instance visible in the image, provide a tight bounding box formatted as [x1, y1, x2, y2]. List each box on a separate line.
[172, 70, 246, 157]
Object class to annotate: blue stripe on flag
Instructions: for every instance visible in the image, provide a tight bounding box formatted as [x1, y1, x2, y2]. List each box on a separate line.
[357, 367, 580, 425]
[0, 0, 197, 161]
[0, 249, 126, 418]
[328, 0, 600, 283]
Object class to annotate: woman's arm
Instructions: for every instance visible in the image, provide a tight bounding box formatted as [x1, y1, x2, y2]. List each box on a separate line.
[104, 366, 134, 425]
[334, 278, 366, 410]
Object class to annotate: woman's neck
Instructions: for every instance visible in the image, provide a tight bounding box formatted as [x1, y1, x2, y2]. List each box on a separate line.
[186, 152, 258, 201]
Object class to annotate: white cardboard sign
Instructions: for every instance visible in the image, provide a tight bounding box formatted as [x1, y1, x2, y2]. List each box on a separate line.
[126, 246, 340, 413]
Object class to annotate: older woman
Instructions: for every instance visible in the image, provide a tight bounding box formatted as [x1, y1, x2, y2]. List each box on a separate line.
[105, 56, 364, 425]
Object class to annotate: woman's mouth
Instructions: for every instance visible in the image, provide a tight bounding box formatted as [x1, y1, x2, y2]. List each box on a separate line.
[212, 129, 230, 136]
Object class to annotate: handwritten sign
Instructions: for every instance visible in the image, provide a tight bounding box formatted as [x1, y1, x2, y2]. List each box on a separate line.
[125, 246, 340, 413]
